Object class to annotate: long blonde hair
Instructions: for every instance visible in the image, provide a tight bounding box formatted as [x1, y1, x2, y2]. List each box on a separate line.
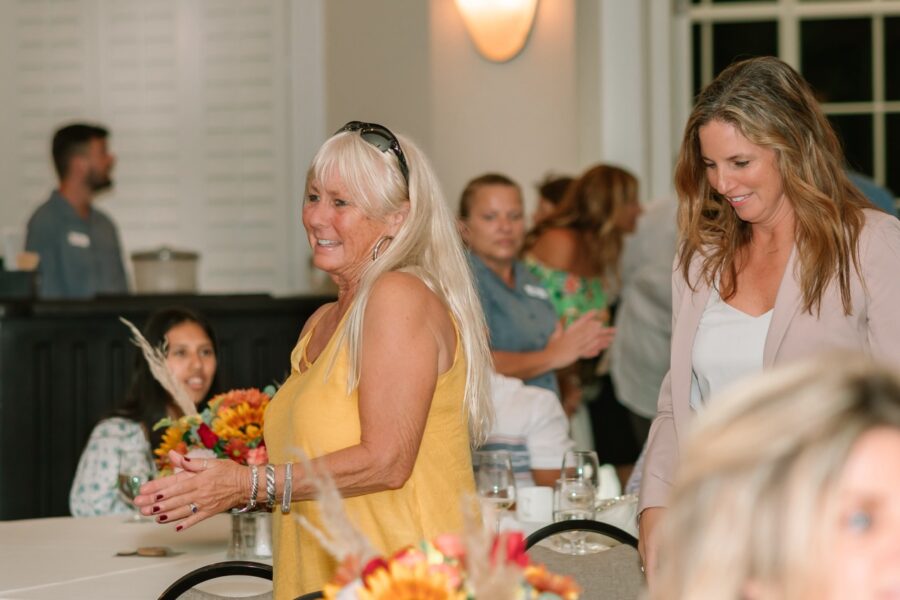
[675, 56, 872, 314]
[524, 164, 638, 282]
[653, 353, 900, 600]
[306, 129, 493, 444]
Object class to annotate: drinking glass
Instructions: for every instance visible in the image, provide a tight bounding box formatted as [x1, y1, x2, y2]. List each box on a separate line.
[117, 448, 155, 522]
[553, 477, 596, 554]
[473, 450, 517, 533]
[561, 450, 601, 490]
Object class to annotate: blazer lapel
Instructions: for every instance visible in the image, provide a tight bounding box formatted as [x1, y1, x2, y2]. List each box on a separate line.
[670, 260, 711, 436]
[763, 244, 803, 366]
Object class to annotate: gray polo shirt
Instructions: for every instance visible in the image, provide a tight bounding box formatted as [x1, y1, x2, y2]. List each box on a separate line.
[25, 190, 127, 299]
[468, 252, 559, 396]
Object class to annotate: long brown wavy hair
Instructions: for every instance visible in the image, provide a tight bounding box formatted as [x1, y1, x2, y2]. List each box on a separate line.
[675, 56, 872, 315]
[523, 164, 638, 281]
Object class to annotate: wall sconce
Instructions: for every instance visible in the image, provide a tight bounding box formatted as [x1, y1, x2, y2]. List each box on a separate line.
[455, 0, 539, 63]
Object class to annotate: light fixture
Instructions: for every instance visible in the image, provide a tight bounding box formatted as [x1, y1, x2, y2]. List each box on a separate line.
[454, 0, 539, 63]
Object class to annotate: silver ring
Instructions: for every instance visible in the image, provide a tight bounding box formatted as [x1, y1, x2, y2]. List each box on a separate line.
[189, 502, 199, 514]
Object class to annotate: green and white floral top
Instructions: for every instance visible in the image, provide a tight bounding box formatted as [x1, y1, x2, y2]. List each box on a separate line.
[524, 256, 608, 324]
[69, 417, 156, 517]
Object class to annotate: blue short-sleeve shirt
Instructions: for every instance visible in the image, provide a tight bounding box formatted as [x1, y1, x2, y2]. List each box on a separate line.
[25, 190, 127, 299]
[468, 252, 559, 396]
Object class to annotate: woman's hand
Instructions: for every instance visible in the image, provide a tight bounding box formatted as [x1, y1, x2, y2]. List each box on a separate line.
[545, 310, 616, 369]
[133, 450, 247, 531]
[638, 506, 666, 587]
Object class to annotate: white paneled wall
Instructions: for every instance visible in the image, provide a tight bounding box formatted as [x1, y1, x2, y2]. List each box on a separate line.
[0, 0, 307, 294]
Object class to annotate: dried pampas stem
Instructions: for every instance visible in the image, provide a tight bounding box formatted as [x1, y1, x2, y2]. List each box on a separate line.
[119, 316, 197, 417]
[290, 448, 377, 568]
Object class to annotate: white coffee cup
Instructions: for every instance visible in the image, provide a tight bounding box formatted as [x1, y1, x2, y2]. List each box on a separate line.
[516, 486, 553, 522]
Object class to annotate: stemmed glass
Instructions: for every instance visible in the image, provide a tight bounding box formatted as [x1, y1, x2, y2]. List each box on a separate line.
[117, 448, 155, 522]
[553, 477, 597, 554]
[561, 450, 601, 491]
[473, 450, 517, 533]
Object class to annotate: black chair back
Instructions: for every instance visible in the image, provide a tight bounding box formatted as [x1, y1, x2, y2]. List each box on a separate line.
[157, 560, 273, 600]
[525, 519, 638, 549]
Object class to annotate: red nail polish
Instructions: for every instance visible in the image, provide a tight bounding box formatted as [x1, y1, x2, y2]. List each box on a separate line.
[158, 515, 168, 522]
[155, 494, 164, 501]
[184, 457, 191, 462]
[152, 506, 160, 514]
[176, 525, 183, 532]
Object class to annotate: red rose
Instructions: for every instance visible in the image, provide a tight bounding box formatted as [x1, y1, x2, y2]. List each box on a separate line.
[490, 531, 529, 568]
[361, 556, 389, 586]
[197, 423, 219, 449]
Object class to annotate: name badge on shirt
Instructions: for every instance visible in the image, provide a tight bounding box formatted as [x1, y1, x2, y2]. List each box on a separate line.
[523, 283, 549, 300]
[67, 231, 91, 248]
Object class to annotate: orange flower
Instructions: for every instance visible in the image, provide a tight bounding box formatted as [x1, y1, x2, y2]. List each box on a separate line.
[211, 402, 267, 443]
[357, 561, 464, 600]
[524, 564, 581, 600]
[224, 438, 249, 462]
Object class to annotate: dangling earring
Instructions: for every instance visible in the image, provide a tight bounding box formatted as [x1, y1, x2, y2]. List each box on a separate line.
[371, 236, 394, 261]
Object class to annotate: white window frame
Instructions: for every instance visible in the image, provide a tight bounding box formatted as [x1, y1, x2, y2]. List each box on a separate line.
[675, 0, 900, 189]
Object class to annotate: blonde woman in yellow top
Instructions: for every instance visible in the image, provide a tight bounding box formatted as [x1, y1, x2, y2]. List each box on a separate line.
[135, 122, 492, 599]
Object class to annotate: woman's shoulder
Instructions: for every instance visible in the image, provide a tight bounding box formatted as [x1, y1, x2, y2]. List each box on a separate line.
[859, 208, 900, 253]
[852, 209, 900, 280]
[86, 417, 144, 445]
[370, 271, 441, 310]
[528, 227, 579, 270]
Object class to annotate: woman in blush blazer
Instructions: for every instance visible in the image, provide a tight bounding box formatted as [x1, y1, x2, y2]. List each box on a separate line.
[638, 56, 900, 586]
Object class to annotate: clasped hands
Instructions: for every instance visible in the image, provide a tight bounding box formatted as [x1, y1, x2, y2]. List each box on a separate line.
[133, 450, 248, 532]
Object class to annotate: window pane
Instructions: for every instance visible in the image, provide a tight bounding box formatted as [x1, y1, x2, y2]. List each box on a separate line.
[692, 23, 702, 98]
[801, 18, 872, 102]
[886, 18, 900, 101]
[712, 21, 778, 78]
[828, 114, 873, 177]
[887, 114, 900, 196]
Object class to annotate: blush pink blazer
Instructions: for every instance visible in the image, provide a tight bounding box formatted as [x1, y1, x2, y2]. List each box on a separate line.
[639, 209, 900, 512]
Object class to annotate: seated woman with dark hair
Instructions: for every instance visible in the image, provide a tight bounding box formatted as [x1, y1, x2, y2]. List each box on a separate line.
[69, 308, 220, 517]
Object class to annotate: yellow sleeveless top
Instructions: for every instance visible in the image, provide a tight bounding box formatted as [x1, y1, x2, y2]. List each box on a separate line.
[264, 307, 475, 599]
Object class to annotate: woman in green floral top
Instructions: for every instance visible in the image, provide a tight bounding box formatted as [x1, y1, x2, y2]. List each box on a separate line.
[523, 164, 642, 485]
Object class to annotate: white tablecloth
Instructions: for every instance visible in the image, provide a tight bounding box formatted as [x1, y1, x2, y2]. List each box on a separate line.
[0, 514, 271, 599]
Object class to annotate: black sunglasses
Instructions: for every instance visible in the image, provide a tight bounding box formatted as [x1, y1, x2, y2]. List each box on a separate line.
[335, 121, 410, 185]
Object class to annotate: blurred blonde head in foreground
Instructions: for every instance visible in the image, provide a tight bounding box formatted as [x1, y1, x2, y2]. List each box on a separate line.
[652, 352, 900, 600]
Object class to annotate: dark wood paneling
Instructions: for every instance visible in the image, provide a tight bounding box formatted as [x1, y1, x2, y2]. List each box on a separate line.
[0, 294, 332, 520]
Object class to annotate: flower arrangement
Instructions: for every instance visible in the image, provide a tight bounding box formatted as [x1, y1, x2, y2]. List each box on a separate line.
[291, 454, 578, 600]
[153, 386, 274, 475]
[322, 530, 580, 600]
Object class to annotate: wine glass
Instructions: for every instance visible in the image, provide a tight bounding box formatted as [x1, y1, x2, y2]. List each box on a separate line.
[553, 477, 596, 554]
[117, 448, 155, 522]
[473, 450, 517, 533]
[562, 450, 601, 490]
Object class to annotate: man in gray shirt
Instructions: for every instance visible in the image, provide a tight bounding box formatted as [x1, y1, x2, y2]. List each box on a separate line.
[25, 123, 127, 299]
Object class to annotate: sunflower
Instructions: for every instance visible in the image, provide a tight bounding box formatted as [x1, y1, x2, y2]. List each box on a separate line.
[356, 561, 465, 600]
[211, 403, 266, 443]
[154, 423, 189, 471]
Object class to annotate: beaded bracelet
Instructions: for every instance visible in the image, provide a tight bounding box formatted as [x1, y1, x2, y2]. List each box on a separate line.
[236, 464, 259, 512]
[265, 464, 277, 510]
[281, 463, 293, 514]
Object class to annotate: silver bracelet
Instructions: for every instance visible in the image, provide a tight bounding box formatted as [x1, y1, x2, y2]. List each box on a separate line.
[281, 463, 293, 514]
[265, 464, 277, 510]
[236, 465, 259, 512]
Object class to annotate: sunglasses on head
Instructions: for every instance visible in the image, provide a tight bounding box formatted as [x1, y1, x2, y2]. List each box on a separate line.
[335, 121, 410, 185]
